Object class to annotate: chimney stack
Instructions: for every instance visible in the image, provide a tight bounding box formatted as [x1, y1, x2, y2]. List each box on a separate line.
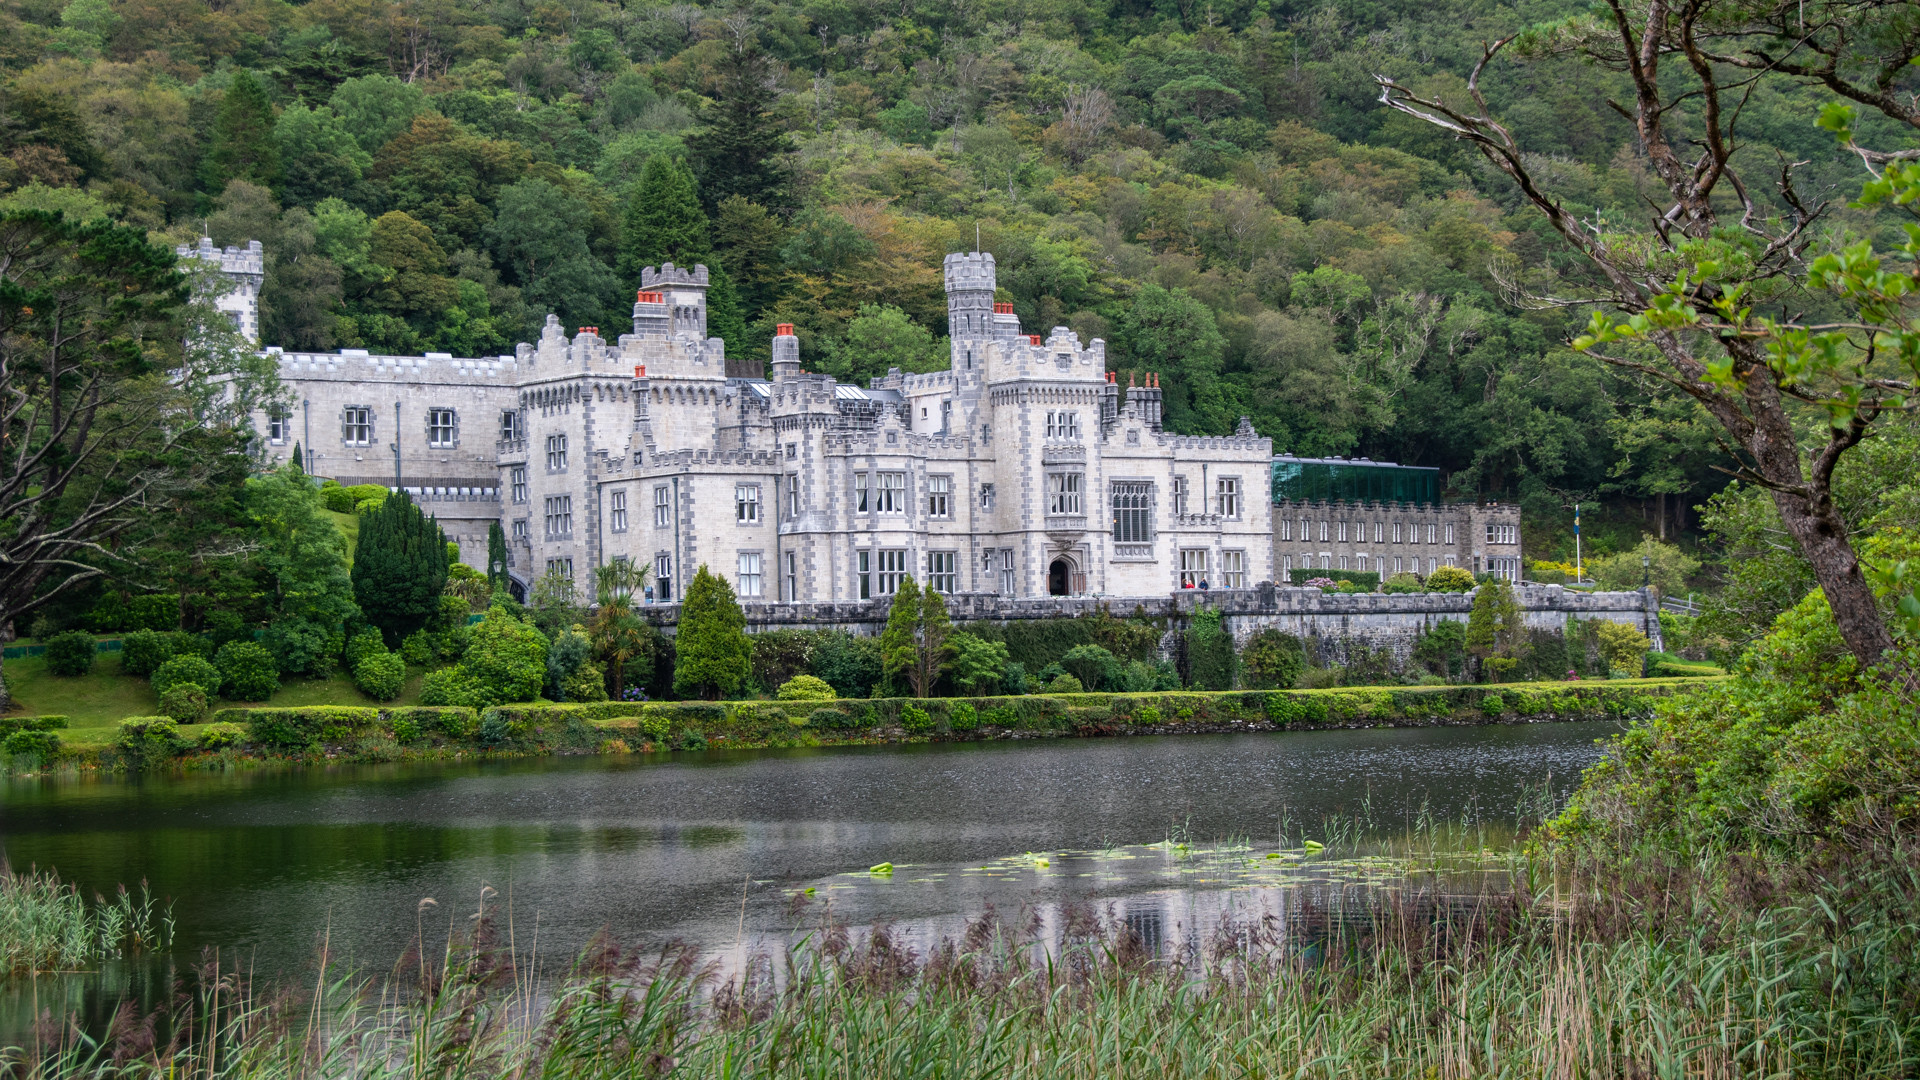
[771, 323, 800, 381]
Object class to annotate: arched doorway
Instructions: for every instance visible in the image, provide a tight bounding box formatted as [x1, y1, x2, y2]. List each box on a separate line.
[1048, 559, 1070, 596]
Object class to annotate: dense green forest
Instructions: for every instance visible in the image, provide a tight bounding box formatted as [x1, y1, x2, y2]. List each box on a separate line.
[0, 0, 1911, 571]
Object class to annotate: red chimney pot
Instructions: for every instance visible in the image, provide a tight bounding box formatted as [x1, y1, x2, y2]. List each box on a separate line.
[1028, 334, 1043, 345]
[775, 323, 795, 336]
[993, 302, 1015, 314]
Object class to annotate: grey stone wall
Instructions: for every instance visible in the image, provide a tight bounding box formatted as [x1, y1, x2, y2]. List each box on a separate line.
[633, 584, 1662, 654]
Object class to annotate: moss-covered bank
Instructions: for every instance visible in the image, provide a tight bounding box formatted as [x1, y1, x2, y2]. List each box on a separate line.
[2, 679, 1714, 774]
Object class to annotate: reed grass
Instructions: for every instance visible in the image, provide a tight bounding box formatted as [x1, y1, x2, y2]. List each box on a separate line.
[0, 869, 172, 976]
[9, 840, 1919, 1080]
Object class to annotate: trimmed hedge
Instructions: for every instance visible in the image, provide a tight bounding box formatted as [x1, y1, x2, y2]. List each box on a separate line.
[66, 680, 1709, 769]
[1287, 569, 1380, 589]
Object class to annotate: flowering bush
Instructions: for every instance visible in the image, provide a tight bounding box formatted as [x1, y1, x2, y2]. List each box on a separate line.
[1304, 577, 1339, 590]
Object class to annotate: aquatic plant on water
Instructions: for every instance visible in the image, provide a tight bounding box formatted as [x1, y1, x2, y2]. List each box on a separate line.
[0, 870, 172, 976]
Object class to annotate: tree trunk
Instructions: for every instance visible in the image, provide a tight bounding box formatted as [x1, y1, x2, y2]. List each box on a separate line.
[1768, 484, 1893, 667]
[0, 650, 9, 713]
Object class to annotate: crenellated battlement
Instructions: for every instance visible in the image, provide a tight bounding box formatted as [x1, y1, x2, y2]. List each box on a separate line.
[268, 347, 518, 382]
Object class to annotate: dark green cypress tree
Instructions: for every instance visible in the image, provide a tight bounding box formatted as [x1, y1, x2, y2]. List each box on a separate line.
[618, 155, 710, 286]
[351, 490, 448, 644]
[486, 520, 509, 594]
[671, 565, 749, 699]
[202, 71, 282, 193]
[687, 36, 793, 212]
[288, 442, 305, 475]
[705, 263, 746, 358]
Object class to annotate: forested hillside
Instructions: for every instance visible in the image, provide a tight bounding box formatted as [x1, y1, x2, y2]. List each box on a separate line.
[0, 0, 1909, 562]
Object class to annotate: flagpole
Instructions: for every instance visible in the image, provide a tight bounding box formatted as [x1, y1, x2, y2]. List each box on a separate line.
[1574, 503, 1582, 584]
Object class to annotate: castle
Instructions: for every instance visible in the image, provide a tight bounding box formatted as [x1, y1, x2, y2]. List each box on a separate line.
[184, 240, 1520, 607]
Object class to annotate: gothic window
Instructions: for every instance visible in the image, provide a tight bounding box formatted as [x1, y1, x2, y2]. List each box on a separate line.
[545, 434, 568, 470]
[1047, 473, 1083, 515]
[736, 484, 760, 522]
[610, 490, 628, 532]
[653, 485, 670, 527]
[927, 475, 951, 517]
[1111, 482, 1153, 543]
[510, 467, 526, 503]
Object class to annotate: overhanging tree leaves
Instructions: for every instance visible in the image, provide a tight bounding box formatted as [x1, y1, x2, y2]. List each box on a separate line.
[1376, 1, 1920, 667]
[351, 490, 448, 644]
[0, 211, 267, 707]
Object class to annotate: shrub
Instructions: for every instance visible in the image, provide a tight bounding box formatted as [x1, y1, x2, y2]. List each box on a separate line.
[1044, 673, 1085, 694]
[563, 660, 609, 702]
[215, 641, 280, 701]
[343, 628, 386, 671]
[400, 630, 436, 667]
[1135, 705, 1163, 725]
[1242, 629, 1305, 689]
[949, 700, 978, 731]
[43, 631, 96, 676]
[805, 707, 852, 729]
[1382, 572, 1423, 594]
[1287, 568, 1380, 590]
[900, 703, 933, 732]
[116, 716, 180, 764]
[263, 617, 339, 677]
[353, 651, 406, 701]
[420, 667, 478, 708]
[153, 654, 222, 699]
[3, 729, 59, 757]
[1425, 565, 1477, 592]
[1595, 621, 1652, 672]
[1185, 609, 1235, 690]
[391, 716, 422, 743]
[460, 608, 548, 707]
[198, 722, 245, 750]
[0, 715, 67, 735]
[1059, 644, 1120, 692]
[777, 674, 837, 701]
[121, 629, 174, 677]
[320, 482, 355, 513]
[1481, 693, 1507, 715]
[546, 627, 592, 700]
[159, 682, 210, 724]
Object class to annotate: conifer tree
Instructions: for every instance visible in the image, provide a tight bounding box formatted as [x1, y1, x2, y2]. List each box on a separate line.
[1465, 578, 1523, 682]
[687, 35, 792, 212]
[486, 520, 509, 594]
[203, 71, 282, 193]
[618, 155, 709, 285]
[673, 564, 749, 699]
[351, 490, 448, 644]
[288, 442, 304, 474]
[879, 578, 954, 696]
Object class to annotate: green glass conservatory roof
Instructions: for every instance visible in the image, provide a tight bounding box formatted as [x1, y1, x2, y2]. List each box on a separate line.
[1270, 456, 1441, 505]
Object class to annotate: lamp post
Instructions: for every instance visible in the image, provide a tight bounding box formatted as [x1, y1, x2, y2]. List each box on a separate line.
[1642, 553, 1651, 590]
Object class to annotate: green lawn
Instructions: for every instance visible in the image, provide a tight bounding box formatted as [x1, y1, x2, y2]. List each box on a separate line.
[5, 653, 426, 741]
[327, 509, 360, 561]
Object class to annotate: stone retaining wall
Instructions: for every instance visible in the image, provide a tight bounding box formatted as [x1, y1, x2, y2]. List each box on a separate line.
[637, 584, 1663, 654]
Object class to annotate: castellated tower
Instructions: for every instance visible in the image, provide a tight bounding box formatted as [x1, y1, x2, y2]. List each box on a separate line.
[176, 236, 265, 344]
[770, 322, 800, 380]
[639, 263, 709, 338]
[943, 252, 996, 342]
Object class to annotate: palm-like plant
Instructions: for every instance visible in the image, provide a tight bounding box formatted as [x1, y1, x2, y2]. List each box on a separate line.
[589, 560, 652, 698]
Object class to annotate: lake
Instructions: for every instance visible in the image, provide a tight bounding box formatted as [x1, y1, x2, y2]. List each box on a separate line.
[0, 722, 1617, 1036]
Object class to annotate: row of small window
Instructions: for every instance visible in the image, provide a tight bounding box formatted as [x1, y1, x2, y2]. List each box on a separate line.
[1281, 519, 1452, 545]
[302, 407, 520, 449]
[1283, 554, 1457, 573]
[1176, 549, 1247, 589]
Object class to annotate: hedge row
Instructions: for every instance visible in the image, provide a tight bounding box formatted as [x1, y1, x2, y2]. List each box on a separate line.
[187, 680, 1705, 759]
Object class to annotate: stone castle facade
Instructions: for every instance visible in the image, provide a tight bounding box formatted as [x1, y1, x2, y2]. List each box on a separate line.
[210, 246, 1284, 604]
[189, 239, 1523, 606]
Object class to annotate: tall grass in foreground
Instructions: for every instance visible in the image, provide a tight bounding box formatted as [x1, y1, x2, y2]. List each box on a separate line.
[0, 870, 171, 975]
[9, 846, 1920, 1080]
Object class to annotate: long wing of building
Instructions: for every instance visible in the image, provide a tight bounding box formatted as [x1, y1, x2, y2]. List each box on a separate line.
[187, 240, 1518, 603]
